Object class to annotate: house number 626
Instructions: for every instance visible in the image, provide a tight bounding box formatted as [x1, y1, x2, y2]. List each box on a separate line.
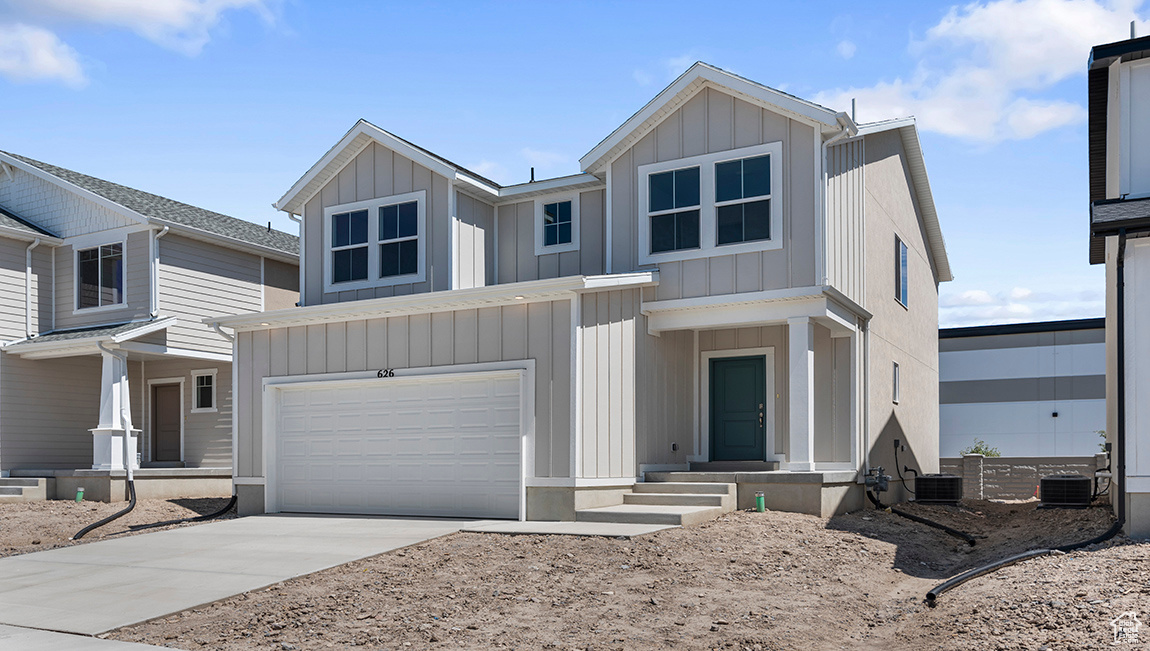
[377, 369, 395, 378]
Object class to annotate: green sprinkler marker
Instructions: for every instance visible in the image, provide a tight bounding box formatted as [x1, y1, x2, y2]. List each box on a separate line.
[755, 491, 765, 512]
[75, 487, 84, 503]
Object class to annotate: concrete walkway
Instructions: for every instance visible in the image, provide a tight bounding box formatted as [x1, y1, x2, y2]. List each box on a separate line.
[0, 625, 166, 650]
[0, 514, 491, 636]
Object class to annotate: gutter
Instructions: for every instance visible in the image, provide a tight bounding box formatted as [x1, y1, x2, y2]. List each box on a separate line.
[24, 238, 40, 338]
[150, 226, 169, 317]
[286, 211, 304, 307]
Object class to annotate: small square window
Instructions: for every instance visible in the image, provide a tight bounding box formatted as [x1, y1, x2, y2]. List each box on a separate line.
[542, 200, 573, 247]
[193, 373, 216, 412]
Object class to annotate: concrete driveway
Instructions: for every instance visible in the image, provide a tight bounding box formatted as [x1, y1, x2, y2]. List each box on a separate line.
[0, 514, 490, 637]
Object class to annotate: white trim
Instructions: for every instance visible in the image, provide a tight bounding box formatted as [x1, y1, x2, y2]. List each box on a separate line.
[261, 360, 534, 521]
[699, 347, 779, 463]
[232, 476, 264, 486]
[2, 316, 178, 358]
[71, 235, 130, 314]
[570, 294, 582, 479]
[498, 174, 603, 200]
[115, 342, 232, 362]
[231, 335, 239, 485]
[524, 477, 637, 488]
[448, 181, 457, 290]
[190, 368, 219, 413]
[604, 164, 613, 274]
[533, 193, 580, 256]
[321, 190, 427, 294]
[636, 142, 783, 266]
[892, 361, 900, 404]
[212, 272, 659, 331]
[146, 376, 185, 464]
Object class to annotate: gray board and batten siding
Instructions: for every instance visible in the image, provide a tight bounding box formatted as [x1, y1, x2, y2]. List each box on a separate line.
[496, 189, 606, 283]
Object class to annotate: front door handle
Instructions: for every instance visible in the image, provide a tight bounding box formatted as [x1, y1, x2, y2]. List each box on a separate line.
[759, 404, 764, 428]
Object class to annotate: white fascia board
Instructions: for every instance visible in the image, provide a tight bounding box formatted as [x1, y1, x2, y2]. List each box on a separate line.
[110, 316, 179, 342]
[150, 220, 298, 264]
[0, 225, 61, 245]
[893, 125, 952, 283]
[854, 117, 916, 138]
[579, 62, 842, 173]
[1, 316, 178, 357]
[0, 152, 150, 228]
[116, 341, 232, 362]
[210, 271, 659, 331]
[275, 120, 460, 214]
[497, 174, 604, 201]
[641, 285, 868, 334]
[454, 171, 500, 200]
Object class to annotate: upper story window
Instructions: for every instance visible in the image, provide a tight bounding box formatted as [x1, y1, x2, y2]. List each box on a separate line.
[533, 194, 580, 256]
[648, 167, 700, 253]
[77, 243, 123, 310]
[323, 190, 426, 293]
[895, 236, 909, 307]
[637, 142, 781, 265]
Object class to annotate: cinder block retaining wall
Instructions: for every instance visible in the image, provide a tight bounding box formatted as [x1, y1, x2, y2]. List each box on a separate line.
[939, 454, 1109, 501]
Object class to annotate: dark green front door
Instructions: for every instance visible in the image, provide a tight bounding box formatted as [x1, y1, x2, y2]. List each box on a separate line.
[710, 356, 766, 461]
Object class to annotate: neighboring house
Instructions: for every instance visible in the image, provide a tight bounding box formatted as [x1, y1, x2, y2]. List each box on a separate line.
[214, 63, 951, 521]
[939, 318, 1106, 457]
[1088, 35, 1150, 537]
[0, 151, 299, 501]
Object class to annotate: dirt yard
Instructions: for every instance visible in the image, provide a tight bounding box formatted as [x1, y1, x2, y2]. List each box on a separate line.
[100, 499, 1133, 650]
[0, 497, 235, 557]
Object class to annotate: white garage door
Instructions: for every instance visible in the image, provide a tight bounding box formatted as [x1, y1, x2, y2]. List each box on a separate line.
[274, 371, 522, 519]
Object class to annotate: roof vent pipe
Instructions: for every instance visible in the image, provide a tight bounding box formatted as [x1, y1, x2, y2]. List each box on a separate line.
[530, 167, 535, 183]
[1133, 20, 1137, 39]
[851, 98, 857, 122]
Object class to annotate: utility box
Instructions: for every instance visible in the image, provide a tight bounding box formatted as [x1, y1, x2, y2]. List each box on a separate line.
[914, 474, 963, 506]
[1040, 474, 1093, 508]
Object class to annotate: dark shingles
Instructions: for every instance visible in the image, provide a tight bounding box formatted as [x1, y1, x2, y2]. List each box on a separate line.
[6, 320, 163, 346]
[0, 204, 57, 238]
[1092, 196, 1150, 225]
[1, 151, 298, 257]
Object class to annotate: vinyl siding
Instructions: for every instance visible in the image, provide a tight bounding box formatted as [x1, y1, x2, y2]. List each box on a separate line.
[140, 358, 231, 468]
[303, 143, 450, 305]
[55, 229, 152, 330]
[456, 191, 495, 288]
[496, 189, 606, 283]
[610, 87, 818, 298]
[826, 139, 865, 305]
[157, 234, 262, 355]
[0, 355, 144, 471]
[0, 166, 136, 238]
[234, 300, 573, 480]
[263, 258, 300, 311]
[0, 237, 51, 341]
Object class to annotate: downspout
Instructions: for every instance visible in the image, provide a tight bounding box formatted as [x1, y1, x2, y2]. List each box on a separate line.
[150, 226, 169, 318]
[1115, 228, 1129, 533]
[24, 238, 41, 338]
[287, 212, 304, 307]
[210, 321, 235, 342]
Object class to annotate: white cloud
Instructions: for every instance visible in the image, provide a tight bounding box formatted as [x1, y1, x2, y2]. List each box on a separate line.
[836, 40, 857, 60]
[520, 147, 568, 171]
[470, 160, 511, 185]
[1009, 286, 1033, 301]
[632, 53, 700, 88]
[6, 0, 274, 56]
[0, 23, 85, 87]
[940, 285, 1104, 327]
[815, 0, 1150, 142]
[632, 68, 653, 86]
[942, 289, 995, 306]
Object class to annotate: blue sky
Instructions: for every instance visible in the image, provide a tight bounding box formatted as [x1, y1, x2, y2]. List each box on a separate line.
[0, 0, 1145, 327]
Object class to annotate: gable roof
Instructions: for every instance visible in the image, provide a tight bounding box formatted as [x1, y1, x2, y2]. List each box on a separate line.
[855, 118, 953, 283]
[0, 203, 58, 240]
[0, 151, 298, 261]
[579, 62, 853, 174]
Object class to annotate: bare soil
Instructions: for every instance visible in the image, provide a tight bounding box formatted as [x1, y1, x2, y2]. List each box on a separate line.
[0, 497, 235, 557]
[101, 499, 1131, 650]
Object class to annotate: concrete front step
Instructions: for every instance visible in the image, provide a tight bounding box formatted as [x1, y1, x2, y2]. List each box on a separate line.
[576, 504, 726, 526]
[624, 492, 724, 507]
[0, 477, 49, 502]
[689, 461, 780, 472]
[632, 481, 735, 495]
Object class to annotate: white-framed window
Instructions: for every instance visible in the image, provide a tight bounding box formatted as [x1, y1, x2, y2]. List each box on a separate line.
[892, 361, 900, 404]
[190, 369, 218, 413]
[323, 190, 426, 293]
[533, 193, 580, 255]
[895, 236, 909, 307]
[637, 141, 782, 265]
[76, 242, 124, 310]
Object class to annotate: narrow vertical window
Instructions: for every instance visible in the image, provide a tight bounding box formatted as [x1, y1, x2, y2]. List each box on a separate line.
[331, 210, 369, 283]
[892, 361, 900, 404]
[77, 243, 123, 309]
[895, 237, 909, 307]
[378, 201, 418, 278]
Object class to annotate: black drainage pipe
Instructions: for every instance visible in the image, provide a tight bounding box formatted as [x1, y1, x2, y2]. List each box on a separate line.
[128, 493, 237, 532]
[72, 480, 136, 541]
[867, 490, 976, 546]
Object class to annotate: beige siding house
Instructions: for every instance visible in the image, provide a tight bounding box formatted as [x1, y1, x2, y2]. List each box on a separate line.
[0, 151, 299, 501]
[216, 63, 951, 521]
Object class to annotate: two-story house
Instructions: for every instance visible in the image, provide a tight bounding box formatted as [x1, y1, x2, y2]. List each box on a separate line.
[1088, 34, 1150, 537]
[214, 64, 951, 522]
[0, 151, 298, 502]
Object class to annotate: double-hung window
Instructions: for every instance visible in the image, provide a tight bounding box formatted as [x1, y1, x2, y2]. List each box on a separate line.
[895, 236, 909, 307]
[638, 141, 780, 265]
[324, 190, 426, 292]
[648, 166, 700, 253]
[77, 243, 123, 309]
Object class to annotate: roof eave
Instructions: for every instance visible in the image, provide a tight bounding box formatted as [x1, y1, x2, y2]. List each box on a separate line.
[881, 122, 953, 283]
[150, 219, 298, 263]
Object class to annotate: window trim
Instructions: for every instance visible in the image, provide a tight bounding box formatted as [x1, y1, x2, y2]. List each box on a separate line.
[190, 368, 218, 414]
[892, 361, 900, 405]
[637, 141, 782, 265]
[322, 190, 426, 293]
[533, 193, 580, 256]
[895, 236, 909, 308]
[74, 239, 127, 313]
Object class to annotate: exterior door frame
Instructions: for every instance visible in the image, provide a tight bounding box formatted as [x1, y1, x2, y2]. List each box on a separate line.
[699, 347, 779, 463]
[146, 377, 184, 463]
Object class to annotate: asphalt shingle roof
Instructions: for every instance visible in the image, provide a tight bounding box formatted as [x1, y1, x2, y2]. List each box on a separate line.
[1, 151, 298, 257]
[1092, 196, 1150, 225]
[0, 204, 57, 238]
[6, 320, 162, 347]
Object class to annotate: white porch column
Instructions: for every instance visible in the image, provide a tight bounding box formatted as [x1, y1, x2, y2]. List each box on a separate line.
[787, 317, 816, 472]
[90, 349, 139, 471]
